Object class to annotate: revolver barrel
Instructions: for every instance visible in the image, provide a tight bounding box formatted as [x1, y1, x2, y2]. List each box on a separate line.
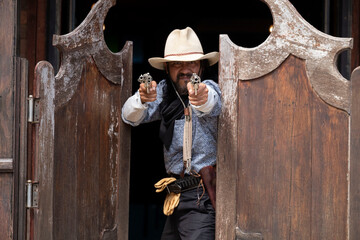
[190, 73, 201, 95]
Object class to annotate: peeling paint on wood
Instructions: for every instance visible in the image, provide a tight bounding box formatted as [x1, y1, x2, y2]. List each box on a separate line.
[33, 61, 55, 240]
[52, 0, 132, 109]
[31, 0, 132, 239]
[217, 0, 355, 239]
[221, 0, 352, 113]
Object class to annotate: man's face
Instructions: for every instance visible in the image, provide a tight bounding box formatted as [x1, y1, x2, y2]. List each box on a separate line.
[167, 61, 201, 95]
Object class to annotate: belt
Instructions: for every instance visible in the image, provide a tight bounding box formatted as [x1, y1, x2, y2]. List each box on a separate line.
[166, 175, 201, 194]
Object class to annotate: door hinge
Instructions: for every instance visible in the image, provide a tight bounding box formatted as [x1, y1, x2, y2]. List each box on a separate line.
[27, 95, 40, 123]
[26, 180, 39, 208]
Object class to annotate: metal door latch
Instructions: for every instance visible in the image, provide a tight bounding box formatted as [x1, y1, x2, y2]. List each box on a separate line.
[26, 180, 39, 208]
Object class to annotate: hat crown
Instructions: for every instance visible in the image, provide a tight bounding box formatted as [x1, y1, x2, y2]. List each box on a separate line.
[164, 27, 204, 57]
[148, 27, 219, 70]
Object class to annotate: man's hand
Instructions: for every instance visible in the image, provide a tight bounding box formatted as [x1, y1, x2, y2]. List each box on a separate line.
[187, 82, 208, 106]
[139, 81, 157, 103]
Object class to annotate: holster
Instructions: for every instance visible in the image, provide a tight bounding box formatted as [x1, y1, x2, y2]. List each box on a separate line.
[199, 165, 216, 209]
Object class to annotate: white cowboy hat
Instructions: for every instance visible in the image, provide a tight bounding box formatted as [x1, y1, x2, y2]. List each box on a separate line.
[148, 27, 219, 70]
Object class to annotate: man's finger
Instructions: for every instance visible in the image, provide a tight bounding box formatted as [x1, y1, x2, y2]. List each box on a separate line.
[151, 81, 157, 91]
[140, 81, 157, 94]
[189, 98, 207, 106]
[187, 82, 194, 95]
[196, 83, 207, 95]
[140, 94, 157, 103]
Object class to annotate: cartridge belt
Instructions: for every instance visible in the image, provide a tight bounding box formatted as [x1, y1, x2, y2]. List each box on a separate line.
[166, 175, 201, 194]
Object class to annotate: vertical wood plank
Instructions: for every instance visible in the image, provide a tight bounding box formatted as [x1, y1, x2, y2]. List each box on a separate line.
[30, 1, 131, 239]
[0, 0, 19, 239]
[75, 60, 100, 239]
[233, 55, 349, 239]
[217, 0, 353, 238]
[0, 174, 13, 240]
[310, 97, 348, 239]
[13, 57, 29, 240]
[32, 1, 133, 238]
[0, 0, 16, 158]
[33, 61, 55, 240]
[217, 34, 238, 240]
[116, 43, 132, 239]
[350, 66, 360, 240]
[53, 72, 78, 240]
[52, 54, 132, 240]
[237, 56, 313, 239]
[237, 73, 275, 237]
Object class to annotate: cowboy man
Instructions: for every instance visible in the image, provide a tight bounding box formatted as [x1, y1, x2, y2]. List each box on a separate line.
[122, 27, 221, 239]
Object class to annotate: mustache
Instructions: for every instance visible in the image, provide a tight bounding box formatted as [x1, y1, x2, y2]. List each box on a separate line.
[177, 73, 193, 80]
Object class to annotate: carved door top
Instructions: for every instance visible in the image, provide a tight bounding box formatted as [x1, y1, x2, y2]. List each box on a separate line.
[220, 0, 352, 113]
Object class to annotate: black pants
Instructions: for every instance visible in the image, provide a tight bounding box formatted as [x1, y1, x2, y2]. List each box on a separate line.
[161, 188, 215, 240]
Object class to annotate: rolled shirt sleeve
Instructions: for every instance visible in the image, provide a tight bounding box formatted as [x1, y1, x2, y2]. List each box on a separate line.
[121, 91, 148, 126]
[191, 84, 218, 114]
[191, 80, 221, 117]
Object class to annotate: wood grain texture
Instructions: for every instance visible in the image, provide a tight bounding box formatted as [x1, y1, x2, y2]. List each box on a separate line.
[0, 1, 22, 239]
[0, 173, 13, 240]
[31, 0, 133, 239]
[13, 57, 29, 240]
[0, 0, 16, 158]
[218, 1, 355, 239]
[219, 54, 350, 239]
[350, 67, 360, 240]
[235, 56, 348, 239]
[33, 61, 55, 240]
[221, 0, 352, 112]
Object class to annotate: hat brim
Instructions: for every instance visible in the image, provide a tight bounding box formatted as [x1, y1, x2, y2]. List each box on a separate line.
[148, 52, 219, 70]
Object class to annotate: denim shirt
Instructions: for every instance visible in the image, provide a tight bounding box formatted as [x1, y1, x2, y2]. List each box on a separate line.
[121, 79, 222, 174]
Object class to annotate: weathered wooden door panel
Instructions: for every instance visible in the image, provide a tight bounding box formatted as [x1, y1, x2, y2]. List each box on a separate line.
[53, 57, 131, 239]
[0, 0, 28, 239]
[31, 0, 132, 239]
[0, 1, 16, 238]
[350, 66, 360, 239]
[236, 55, 348, 239]
[217, 0, 358, 239]
[0, 56, 28, 240]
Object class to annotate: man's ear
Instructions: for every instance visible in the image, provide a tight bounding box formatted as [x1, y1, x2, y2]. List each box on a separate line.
[164, 63, 169, 74]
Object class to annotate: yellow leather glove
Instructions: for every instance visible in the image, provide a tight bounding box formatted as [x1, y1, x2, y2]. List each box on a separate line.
[154, 177, 181, 216]
[154, 177, 177, 192]
[163, 192, 180, 216]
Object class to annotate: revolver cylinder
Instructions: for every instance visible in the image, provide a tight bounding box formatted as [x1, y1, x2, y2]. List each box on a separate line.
[138, 72, 153, 93]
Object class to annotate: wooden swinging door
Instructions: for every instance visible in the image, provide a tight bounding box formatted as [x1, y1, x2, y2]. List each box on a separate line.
[216, 0, 360, 239]
[29, 0, 132, 239]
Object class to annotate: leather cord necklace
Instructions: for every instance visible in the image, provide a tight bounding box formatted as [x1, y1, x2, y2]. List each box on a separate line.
[170, 81, 193, 175]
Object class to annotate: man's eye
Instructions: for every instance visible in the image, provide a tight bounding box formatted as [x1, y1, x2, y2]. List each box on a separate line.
[170, 62, 182, 67]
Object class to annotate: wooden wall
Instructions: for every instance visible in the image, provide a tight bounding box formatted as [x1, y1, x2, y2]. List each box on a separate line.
[0, 0, 27, 239]
[0, 0, 18, 239]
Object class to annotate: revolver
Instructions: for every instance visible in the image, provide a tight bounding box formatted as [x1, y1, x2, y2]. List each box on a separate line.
[190, 73, 201, 95]
[138, 72, 153, 94]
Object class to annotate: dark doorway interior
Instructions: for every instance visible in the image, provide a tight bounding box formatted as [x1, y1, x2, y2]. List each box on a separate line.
[68, 0, 347, 238]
